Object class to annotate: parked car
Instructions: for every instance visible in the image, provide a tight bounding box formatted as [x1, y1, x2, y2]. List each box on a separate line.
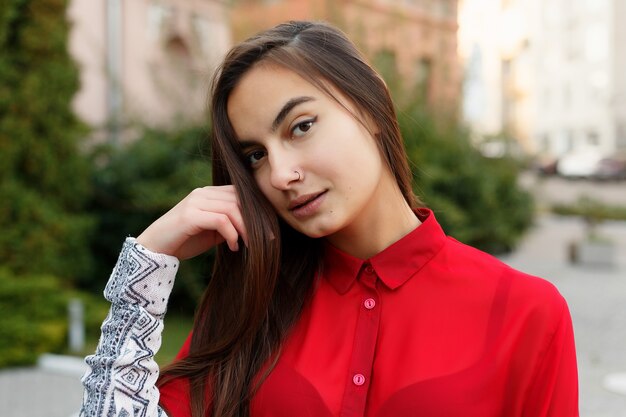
[556, 149, 604, 179]
[591, 157, 626, 181]
[532, 157, 558, 176]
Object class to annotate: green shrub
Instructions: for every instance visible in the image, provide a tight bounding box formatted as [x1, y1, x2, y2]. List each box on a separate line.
[400, 107, 534, 254]
[87, 127, 214, 311]
[0, 268, 108, 368]
[369, 57, 535, 254]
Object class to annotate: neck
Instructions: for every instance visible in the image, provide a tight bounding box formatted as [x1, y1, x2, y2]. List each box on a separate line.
[326, 183, 421, 259]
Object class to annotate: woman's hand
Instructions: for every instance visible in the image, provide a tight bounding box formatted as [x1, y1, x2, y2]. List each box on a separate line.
[136, 185, 248, 260]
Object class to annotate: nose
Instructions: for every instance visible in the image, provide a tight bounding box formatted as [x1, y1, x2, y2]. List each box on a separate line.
[268, 147, 300, 190]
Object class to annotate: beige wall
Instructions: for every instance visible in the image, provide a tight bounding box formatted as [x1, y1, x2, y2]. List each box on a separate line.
[67, 0, 231, 133]
[231, 0, 461, 113]
[342, 0, 460, 112]
[68, 0, 462, 132]
[67, 0, 108, 127]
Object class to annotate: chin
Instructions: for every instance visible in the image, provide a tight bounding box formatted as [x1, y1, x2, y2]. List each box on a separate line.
[289, 219, 338, 239]
[302, 229, 332, 239]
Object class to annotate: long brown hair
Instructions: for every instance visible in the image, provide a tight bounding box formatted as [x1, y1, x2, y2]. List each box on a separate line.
[158, 21, 418, 417]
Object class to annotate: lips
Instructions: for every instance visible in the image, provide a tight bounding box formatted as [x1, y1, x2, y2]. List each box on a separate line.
[288, 191, 327, 211]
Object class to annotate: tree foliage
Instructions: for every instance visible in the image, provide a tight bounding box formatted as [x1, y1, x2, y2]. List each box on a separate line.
[0, 0, 94, 280]
[0, 0, 102, 368]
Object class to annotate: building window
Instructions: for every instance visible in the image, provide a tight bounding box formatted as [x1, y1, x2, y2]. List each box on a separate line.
[541, 134, 551, 153]
[587, 130, 599, 146]
[434, 0, 453, 18]
[565, 130, 575, 152]
[585, 24, 608, 62]
[147, 3, 174, 42]
[415, 58, 432, 103]
[501, 58, 514, 131]
[565, 18, 579, 60]
[191, 14, 211, 57]
[617, 124, 626, 150]
[563, 84, 571, 108]
[165, 36, 191, 62]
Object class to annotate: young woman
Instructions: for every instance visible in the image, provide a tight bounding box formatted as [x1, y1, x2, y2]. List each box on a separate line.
[80, 21, 578, 417]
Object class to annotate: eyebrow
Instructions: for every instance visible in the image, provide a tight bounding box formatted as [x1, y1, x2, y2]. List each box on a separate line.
[271, 96, 315, 132]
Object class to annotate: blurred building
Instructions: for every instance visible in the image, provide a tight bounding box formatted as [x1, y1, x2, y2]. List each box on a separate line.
[66, 0, 461, 136]
[231, 0, 461, 113]
[459, 0, 626, 159]
[458, 0, 536, 155]
[534, 0, 626, 158]
[67, 0, 231, 138]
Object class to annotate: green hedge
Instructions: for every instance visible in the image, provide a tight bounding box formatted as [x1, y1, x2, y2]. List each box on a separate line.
[0, 268, 108, 368]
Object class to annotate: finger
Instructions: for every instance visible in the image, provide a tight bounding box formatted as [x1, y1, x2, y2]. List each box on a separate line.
[191, 186, 238, 203]
[193, 211, 241, 252]
[200, 186, 247, 212]
[192, 194, 249, 247]
[177, 202, 241, 252]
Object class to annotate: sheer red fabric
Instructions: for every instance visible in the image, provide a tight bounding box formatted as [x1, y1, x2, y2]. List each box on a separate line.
[160, 209, 579, 417]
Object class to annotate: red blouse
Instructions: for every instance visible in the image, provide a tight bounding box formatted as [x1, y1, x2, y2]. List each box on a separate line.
[159, 209, 579, 417]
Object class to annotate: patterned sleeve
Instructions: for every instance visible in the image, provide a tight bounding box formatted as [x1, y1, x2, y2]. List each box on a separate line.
[80, 237, 179, 417]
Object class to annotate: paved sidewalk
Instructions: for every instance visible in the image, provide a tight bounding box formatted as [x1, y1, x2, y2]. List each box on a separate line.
[0, 357, 84, 417]
[1, 214, 625, 417]
[500, 215, 626, 417]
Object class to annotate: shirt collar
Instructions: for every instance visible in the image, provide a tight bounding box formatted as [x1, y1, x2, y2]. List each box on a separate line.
[321, 208, 447, 294]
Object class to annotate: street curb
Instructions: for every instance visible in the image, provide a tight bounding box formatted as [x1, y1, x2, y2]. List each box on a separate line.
[37, 353, 88, 378]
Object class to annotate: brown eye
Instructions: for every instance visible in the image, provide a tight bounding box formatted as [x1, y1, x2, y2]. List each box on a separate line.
[246, 150, 266, 167]
[291, 117, 316, 137]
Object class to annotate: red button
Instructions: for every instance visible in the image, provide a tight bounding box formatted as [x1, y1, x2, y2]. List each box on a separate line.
[353, 374, 366, 386]
[364, 298, 376, 309]
[364, 265, 374, 274]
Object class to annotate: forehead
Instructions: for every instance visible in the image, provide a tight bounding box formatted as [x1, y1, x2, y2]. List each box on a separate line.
[226, 63, 356, 140]
[227, 64, 314, 131]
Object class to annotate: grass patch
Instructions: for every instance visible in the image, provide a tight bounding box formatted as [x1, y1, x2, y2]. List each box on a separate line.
[552, 196, 626, 222]
[156, 314, 194, 365]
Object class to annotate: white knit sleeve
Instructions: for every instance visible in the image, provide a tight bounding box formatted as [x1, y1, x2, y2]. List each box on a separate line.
[79, 237, 179, 417]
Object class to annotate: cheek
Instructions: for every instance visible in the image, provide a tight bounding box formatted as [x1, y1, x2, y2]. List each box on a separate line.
[327, 134, 382, 180]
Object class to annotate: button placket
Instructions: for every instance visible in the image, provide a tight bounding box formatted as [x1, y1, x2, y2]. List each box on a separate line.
[339, 263, 382, 417]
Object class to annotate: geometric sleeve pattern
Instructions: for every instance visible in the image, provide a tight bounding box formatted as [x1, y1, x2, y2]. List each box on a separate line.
[79, 237, 179, 417]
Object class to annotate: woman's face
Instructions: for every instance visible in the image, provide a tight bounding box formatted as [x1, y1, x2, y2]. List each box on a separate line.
[227, 63, 394, 239]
